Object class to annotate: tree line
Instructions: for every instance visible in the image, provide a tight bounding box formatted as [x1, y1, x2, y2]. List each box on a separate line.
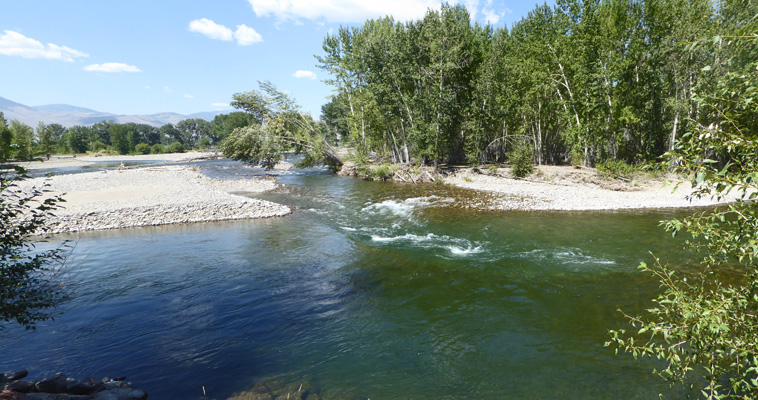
[0, 112, 257, 161]
[316, 0, 756, 167]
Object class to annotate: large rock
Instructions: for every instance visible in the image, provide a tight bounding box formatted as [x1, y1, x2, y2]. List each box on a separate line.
[34, 374, 67, 394]
[66, 377, 105, 395]
[0, 371, 29, 384]
[4, 381, 34, 393]
[0, 390, 31, 399]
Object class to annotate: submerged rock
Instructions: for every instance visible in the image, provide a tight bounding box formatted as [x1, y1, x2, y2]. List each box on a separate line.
[1, 371, 147, 400]
[34, 374, 67, 394]
[228, 380, 320, 400]
[0, 371, 28, 384]
[3, 381, 33, 394]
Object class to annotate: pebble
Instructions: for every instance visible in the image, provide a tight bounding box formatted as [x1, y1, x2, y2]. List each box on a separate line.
[15, 166, 291, 234]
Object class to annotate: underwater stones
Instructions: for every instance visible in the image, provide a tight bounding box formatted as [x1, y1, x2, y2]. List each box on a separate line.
[1, 372, 147, 400]
[228, 380, 320, 400]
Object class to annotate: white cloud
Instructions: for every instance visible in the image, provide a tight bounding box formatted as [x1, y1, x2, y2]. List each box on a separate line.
[188, 18, 233, 41]
[144, 86, 152, 90]
[0, 30, 88, 62]
[293, 70, 317, 80]
[247, 0, 516, 25]
[84, 62, 141, 73]
[164, 86, 174, 92]
[189, 19, 263, 46]
[234, 24, 263, 45]
[482, 0, 511, 25]
[247, 0, 444, 22]
[483, 9, 500, 24]
[184, 94, 194, 99]
[212, 102, 230, 107]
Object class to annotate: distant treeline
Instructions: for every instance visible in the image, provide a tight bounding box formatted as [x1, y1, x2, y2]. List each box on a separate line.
[317, 0, 757, 166]
[0, 112, 256, 160]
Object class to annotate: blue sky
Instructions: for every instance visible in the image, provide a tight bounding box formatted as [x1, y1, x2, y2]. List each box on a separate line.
[0, 0, 552, 119]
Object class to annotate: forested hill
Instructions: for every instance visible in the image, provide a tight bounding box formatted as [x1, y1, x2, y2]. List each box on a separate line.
[317, 0, 757, 167]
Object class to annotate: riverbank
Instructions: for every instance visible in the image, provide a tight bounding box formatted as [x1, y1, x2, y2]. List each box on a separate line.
[444, 165, 737, 210]
[16, 153, 290, 234]
[338, 160, 739, 210]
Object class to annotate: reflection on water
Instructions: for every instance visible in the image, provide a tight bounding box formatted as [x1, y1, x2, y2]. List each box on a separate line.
[0, 160, 697, 399]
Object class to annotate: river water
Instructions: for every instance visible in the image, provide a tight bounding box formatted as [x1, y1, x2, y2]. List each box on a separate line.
[1, 161, 697, 399]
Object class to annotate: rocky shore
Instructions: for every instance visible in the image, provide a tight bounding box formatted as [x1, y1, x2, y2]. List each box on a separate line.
[338, 161, 740, 210]
[444, 165, 739, 210]
[0, 370, 147, 400]
[18, 164, 290, 234]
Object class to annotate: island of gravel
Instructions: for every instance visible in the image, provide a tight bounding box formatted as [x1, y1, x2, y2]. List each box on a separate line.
[18, 152, 291, 234]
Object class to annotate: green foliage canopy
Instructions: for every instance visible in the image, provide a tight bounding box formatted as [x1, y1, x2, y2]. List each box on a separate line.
[607, 31, 758, 399]
[220, 81, 343, 169]
[0, 167, 67, 329]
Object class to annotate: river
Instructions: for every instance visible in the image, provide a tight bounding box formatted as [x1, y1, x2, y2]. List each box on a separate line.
[1, 161, 696, 399]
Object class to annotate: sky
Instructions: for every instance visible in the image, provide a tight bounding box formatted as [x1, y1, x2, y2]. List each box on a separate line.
[0, 0, 552, 119]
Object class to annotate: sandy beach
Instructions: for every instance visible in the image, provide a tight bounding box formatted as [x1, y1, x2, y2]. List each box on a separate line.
[16, 152, 290, 234]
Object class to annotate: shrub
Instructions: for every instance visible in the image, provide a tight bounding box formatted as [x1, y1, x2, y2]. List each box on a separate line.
[510, 143, 533, 178]
[369, 164, 393, 181]
[91, 141, 105, 152]
[135, 143, 150, 154]
[197, 138, 211, 149]
[570, 147, 584, 167]
[167, 142, 185, 153]
[487, 165, 498, 174]
[151, 144, 164, 154]
[1, 167, 68, 329]
[596, 159, 634, 180]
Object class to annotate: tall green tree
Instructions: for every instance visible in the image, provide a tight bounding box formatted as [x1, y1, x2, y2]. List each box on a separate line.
[221, 81, 343, 168]
[0, 113, 13, 162]
[212, 112, 256, 143]
[36, 122, 65, 157]
[9, 121, 34, 160]
[108, 124, 131, 155]
[64, 126, 89, 154]
[176, 118, 213, 148]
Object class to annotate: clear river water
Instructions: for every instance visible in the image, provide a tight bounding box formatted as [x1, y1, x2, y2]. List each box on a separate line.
[2, 161, 699, 399]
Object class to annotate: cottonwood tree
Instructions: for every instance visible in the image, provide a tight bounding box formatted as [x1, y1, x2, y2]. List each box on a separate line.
[220, 81, 342, 168]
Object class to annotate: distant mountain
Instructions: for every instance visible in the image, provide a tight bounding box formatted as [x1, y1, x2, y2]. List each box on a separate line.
[0, 96, 230, 127]
[32, 104, 101, 114]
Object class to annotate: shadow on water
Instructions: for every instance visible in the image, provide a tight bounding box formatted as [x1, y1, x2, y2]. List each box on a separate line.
[0, 161, 699, 399]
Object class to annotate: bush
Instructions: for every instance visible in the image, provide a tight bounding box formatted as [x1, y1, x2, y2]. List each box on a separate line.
[150, 144, 164, 154]
[91, 141, 105, 152]
[197, 138, 211, 149]
[167, 142, 185, 153]
[510, 143, 533, 178]
[369, 164, 393, 181]
[1, 167, 68, 329]
[135, 143, 150, 155]
[570, 148, 585, 167]
[596, 159, 635, 180]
